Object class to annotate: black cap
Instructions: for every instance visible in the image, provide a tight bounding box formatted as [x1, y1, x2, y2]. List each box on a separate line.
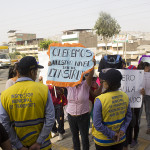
[18, 56, 44, 70]
[99, 69, 122, 83]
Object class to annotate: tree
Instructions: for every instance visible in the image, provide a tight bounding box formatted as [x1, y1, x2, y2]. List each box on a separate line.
[94, 12, 121, 53]
[9, 51, 21, 59]
[40, 39, 58, 50]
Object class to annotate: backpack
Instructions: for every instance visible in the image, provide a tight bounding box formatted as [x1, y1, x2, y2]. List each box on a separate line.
[98, 55, 123, 72]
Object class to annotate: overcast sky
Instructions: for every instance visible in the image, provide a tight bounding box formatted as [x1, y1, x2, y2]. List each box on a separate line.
[0, 0, 150, 44]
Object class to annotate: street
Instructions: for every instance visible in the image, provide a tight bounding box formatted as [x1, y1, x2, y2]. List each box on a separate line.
[0, 68, 150, 150]
[0, 68, 9, 94]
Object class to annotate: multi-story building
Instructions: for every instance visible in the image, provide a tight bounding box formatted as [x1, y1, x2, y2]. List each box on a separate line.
[96, 33, 150, 66]
[15, 38, 43, 56]
[62, 29, 97, 49]
[7, 30, 43, 55]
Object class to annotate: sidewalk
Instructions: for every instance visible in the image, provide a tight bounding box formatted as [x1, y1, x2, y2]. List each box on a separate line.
[51, 115, 150, 150]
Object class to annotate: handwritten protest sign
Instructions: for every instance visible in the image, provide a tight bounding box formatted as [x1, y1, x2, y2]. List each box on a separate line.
[119, 69, 144, 108]
[143, 72, 150, 95]
[46, 43, 94, 87]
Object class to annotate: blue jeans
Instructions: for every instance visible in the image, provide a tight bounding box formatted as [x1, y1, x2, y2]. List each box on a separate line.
[68, 113, 89, 150]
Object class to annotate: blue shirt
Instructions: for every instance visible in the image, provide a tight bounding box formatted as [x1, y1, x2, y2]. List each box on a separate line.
[93, 98, 132, 139]
[0, 77, 55, 149]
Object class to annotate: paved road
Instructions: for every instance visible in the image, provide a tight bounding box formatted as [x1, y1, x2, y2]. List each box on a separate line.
[0, 68, 150, 150]
[0, 68, 9, 94]
[0, 68, 9, 79]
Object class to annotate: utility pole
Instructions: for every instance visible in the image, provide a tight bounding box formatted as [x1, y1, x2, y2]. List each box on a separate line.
[125, 35, 127, 62]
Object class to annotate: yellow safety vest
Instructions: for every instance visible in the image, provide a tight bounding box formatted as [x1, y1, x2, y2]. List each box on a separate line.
[92, 90, 129, 146]
[1, 81, 52, 150]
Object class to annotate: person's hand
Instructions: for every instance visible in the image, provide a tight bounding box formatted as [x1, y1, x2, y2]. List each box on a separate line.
[48, 61, 51, 66]
[29, 143, 41, 150]
[39, 76, 43, 82]
[140, 88, 145, 95]
[19, 147, 29, 150]
[117, 130, 124, 142]
[112, 132, 118, 142]
[113, 130, 124, 142]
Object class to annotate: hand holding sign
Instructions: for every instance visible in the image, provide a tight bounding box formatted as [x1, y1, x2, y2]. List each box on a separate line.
[46, 43, 94, 87]
[48, 61, 51, 66]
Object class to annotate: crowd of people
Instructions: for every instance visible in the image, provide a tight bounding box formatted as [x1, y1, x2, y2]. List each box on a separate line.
[0, 56, 149, 150]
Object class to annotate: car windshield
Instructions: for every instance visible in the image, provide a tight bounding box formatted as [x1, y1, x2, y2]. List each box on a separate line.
[0, 54, 9, 59]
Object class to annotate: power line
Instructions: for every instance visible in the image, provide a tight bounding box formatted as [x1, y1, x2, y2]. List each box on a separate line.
[1, 0, 150, 41]
[0, 0, 120, 25]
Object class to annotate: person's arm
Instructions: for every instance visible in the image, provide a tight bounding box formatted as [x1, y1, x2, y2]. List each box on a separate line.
[86, 58, 96, 87]
[119, 104, 132, 133]
[93, 82, 103, 97]
[36, 90, 55, 144]
[0, 102, 23, 149]
[93, 98, 116, 139]
[86, 69, 94, 87]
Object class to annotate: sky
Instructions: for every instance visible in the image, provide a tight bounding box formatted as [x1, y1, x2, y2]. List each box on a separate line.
[1, 0, 150, 45]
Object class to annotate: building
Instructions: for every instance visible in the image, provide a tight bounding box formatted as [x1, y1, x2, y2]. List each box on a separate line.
[62, 29, 97, 49]
[7, 30, 43, 55]
[96, 32, 150, 66]
[15, 38, 43, 56]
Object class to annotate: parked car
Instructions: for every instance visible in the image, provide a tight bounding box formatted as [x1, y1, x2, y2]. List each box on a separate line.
[0, 53, 11, 68]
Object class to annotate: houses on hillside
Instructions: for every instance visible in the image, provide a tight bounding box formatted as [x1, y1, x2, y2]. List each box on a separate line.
[6, 29, 150, 65]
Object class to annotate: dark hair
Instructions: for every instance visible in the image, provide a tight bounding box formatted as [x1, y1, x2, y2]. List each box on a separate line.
[8, 66, 14, 79]
[18, 67, 37, 76]
[103, 81, 121, 94]
[8, 63, 18, 79]
[18, 67, 29, 76]
[137, 61, 150, 70]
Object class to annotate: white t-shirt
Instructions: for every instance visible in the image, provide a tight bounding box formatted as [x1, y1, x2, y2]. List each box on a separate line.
[5, 79, 15, 89]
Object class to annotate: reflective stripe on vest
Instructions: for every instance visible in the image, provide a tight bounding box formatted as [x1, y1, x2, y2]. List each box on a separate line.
[12, 118, 44, 127]
[1, 81, 50, 148]
[103, 117, 125, 125]
[94, 135, 126, 144]
[20, 131, 37, 141]
[92, 91, 129, 146]
[41, 140, 51, 149]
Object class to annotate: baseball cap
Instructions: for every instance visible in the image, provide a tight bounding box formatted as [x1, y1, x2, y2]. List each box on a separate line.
[18, 56, 44, 70]
[99, 68, 122, 83]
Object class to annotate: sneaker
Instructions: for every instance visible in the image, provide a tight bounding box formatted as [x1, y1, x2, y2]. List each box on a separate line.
[146, 129, 150, 134]
[51, 132, 58, 138]
[58, 133, 64, 141]
[130, 140, 138, 148]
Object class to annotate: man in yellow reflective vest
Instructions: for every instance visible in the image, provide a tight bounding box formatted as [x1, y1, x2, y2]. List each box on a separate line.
[0, 56, 55, 150]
